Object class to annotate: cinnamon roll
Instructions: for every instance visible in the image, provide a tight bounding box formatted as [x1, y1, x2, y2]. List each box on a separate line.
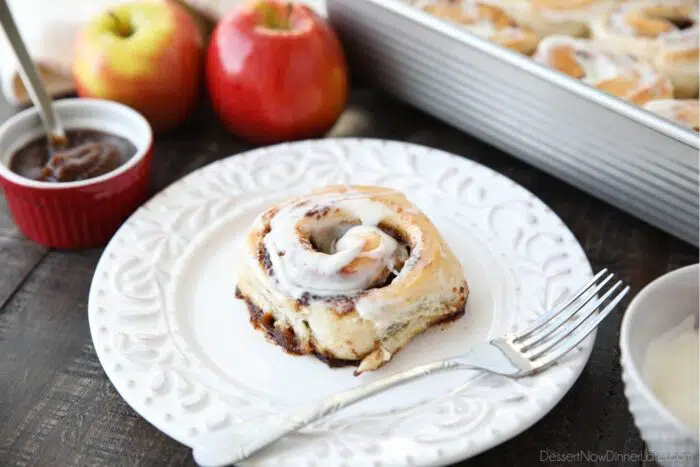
[413, 0, 540, 55]
[590, 0, 699, 98]
[236, 185, 468, 375]
[493, 0, 620, 38]
[534, 35, 674, 105]
[643, 99, 699, 131]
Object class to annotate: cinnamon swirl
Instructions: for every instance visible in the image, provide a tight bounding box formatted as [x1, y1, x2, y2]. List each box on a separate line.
[494, 0, 620, 38]
[590, 0, 699, 98]
[236, 185, 468, 375]
[413, 0, 540, 55]
[534, 35, 674, 105]
[643, 99, 699, 131]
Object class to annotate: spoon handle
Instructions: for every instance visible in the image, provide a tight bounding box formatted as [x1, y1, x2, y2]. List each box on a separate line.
[0, 0, 65, 139]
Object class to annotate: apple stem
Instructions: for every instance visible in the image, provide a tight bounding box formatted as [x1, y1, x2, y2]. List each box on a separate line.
[255, 1, 293, 30]
[107, 11, 133, 38]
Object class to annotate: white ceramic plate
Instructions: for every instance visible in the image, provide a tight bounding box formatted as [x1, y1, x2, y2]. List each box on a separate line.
[88, 139, 594, 467]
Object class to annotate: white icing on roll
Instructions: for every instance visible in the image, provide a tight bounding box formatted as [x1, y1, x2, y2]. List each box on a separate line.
[643, 98, 699, 130]
[534, 35, 673, 101]
[661, 25, 698, 52]
[581, 50, 663, 92]
[609, 8, 638, 35]
[465, 19, 498, 37]
[260, 191, 413, 299]
[530, 1, 617, 22]
[413, 0, 526, 40]
[606, 0, 698, 48]
[572, 47, 619, 83]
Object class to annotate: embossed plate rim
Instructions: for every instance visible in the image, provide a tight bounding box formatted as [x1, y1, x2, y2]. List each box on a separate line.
[88, 138, 594, 467]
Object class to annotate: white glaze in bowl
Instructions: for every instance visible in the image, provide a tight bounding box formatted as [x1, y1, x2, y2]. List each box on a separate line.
[620, 264, 700, 467]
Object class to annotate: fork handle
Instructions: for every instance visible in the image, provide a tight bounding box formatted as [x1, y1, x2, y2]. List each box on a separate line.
[192, 359, 462, 467]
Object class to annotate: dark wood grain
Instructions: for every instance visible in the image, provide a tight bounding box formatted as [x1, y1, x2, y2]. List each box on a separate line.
[0, 88, 697, 467]
[0, 101, 50, 309]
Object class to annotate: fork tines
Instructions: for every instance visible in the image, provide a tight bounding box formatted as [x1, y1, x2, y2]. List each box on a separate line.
[511, 269, 630, 365]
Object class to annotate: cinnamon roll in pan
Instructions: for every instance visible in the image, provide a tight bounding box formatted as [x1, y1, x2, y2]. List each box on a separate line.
[492, 0, 620, 38]
[414, 0, 539, 55]
[236, 185, 468, 375]
[653, 40, 699, 99]
[643, 99, 699, 132]
[534, 35, 674, 105]
[590, 0, 699, 97]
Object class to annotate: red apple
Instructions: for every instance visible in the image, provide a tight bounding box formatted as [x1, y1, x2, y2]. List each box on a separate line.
[206, 0, 349, 143]
[72, 0, 204, 133]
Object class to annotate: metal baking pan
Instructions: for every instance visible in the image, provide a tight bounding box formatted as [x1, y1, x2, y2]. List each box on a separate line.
[326, 0, 699, 247]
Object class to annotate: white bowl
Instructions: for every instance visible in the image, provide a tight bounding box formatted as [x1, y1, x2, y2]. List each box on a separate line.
[620, 264, 699, 467]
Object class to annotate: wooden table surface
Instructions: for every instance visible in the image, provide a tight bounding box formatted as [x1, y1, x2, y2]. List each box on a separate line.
[0, 88, 697, 467]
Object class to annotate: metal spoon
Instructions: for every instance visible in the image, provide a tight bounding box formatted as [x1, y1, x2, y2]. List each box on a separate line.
[0, 0, 67, 149]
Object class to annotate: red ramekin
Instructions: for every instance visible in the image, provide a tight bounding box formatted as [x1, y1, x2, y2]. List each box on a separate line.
[0, 98, 154, 249]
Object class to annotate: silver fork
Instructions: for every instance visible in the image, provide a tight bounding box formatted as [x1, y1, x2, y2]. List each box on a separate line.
[193, 269, 629, 467]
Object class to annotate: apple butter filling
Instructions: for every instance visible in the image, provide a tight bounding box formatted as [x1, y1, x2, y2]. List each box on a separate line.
[9, 129, 137, 183]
